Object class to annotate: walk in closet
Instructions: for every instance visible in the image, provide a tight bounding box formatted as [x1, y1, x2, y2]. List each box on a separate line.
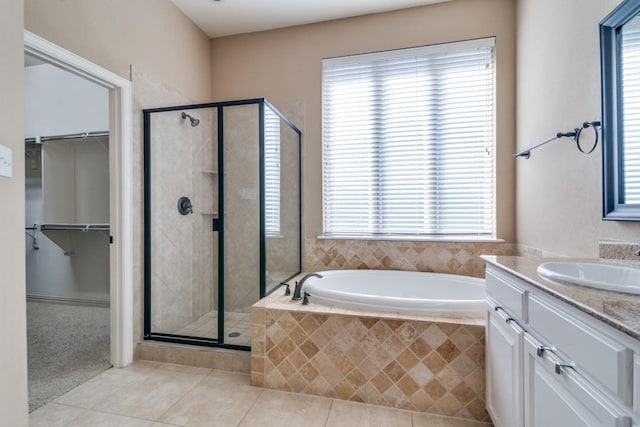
[24, 56, 112, 412]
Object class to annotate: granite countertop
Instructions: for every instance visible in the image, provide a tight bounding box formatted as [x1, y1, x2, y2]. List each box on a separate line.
[482, 255, 640, 341]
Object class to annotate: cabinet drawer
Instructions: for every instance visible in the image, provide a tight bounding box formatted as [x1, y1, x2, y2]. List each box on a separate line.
[486, 269, 527, 321]
[524, 334, 631, 427]
[529, 295, 633, 404]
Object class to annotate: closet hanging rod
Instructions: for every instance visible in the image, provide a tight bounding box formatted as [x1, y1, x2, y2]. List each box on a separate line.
[25, 131, 109, 144]
[39, 223, 110, 232]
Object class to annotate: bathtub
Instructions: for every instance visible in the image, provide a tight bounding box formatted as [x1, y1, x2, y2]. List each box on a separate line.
[301, 269, 485, 317]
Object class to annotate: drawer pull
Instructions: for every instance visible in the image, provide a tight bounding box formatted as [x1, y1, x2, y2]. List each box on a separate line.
[494, 306, 513, 323]
[536, 345, 556, 358]
[555, 362, 574, 375]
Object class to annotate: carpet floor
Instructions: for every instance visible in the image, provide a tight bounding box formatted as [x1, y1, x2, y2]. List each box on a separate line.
[27, 301, 111, 412]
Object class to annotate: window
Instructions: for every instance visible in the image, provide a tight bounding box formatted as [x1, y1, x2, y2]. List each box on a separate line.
[322, 38, 495, 238]
[264, 108, 281, 236]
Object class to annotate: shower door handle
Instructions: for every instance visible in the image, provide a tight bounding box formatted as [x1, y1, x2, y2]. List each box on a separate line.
[212, 218, 221, 232]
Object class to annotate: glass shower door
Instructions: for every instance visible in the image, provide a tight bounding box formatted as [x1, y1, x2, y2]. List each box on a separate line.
[144, 99, 301, 350]
[221, 104, 261, 346]
[145, 107, 219, 343]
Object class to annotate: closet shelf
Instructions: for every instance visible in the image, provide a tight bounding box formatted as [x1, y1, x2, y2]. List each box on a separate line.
[40, 223, 110, 232]
[36, 223, 110, 256]
[25, 130, 109, 144]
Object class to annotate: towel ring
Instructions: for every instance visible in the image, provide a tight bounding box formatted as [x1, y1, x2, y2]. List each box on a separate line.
[576, 121, 600, 155]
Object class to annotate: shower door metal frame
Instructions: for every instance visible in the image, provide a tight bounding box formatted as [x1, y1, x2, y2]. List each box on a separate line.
[143, 98, 302, 351]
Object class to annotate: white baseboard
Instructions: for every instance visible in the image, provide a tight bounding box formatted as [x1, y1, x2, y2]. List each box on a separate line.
[27, 294, 110, 308]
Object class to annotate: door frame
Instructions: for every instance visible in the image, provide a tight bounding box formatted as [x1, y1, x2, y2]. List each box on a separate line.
[24, 31, 134, 367]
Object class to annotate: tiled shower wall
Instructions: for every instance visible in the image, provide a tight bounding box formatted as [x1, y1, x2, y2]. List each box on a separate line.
[133, 67, 218, 346]
[223, 105, 260, 312]
[304, 239, 516, 277]
[148, 107, 216, 333]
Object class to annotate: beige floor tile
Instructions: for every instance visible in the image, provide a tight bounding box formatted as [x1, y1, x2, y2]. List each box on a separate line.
[145, 361, 212, 375]
[325, 400, 412, 427]
[413, 412, 493, 427]
[92, 367, 207, 420]
[160, 371, 263, 426]
[55, 363, 157, 409]
[239, 389, 332, 427]
[30, 403, 154, 427]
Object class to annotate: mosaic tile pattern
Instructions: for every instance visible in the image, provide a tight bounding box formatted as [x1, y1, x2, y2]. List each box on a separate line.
[252, 308, 489, 422]
[304, 239, 515, 278]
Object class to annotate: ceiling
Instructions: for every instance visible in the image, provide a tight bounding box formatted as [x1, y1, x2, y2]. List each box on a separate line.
[170, 0, 452, 38]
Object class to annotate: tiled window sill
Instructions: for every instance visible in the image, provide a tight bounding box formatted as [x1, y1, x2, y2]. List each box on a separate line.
[317, 235, 505, 243]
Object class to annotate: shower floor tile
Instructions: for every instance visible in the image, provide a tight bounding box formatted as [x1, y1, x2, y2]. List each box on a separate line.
[175, 309, 252, 346]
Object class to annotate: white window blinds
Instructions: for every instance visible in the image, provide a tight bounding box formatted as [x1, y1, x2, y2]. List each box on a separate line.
[322, 38, 495, 238]
[264, 108, 281, 236]
[622, 17, 640, 204]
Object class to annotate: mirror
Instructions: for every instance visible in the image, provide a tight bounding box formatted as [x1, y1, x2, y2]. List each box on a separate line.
[601, 0, 640, 219]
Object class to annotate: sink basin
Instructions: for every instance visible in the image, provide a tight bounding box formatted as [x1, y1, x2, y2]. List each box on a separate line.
[537, 262, 640, 294]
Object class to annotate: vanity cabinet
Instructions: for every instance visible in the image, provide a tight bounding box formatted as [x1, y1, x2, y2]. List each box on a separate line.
[486, 301, 524, 427]
[485, 265, 636, 427]
[523, 333, 630, 427]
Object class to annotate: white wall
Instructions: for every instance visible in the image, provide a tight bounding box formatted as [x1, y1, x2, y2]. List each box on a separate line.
[25, 63, 108, 138]
[515, 0, 640, 257]
[25, 63, 110, 302]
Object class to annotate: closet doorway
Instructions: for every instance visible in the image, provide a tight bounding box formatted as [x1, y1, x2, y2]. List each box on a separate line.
[23, 32, 133, 411]
[24, 54, 111, 412]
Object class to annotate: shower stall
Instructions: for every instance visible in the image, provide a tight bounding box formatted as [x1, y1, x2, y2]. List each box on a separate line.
[143, 99, 301, 350]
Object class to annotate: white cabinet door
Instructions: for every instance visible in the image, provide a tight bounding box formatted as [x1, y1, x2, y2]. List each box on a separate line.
[523, 334, 631, 427]
[486, 305, 524, 427]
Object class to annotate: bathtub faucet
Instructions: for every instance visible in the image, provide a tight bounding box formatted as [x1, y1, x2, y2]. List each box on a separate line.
[292, 273, 323, 301]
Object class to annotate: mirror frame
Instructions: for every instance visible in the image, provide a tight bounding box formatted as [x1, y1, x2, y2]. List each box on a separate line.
[601, 0, 640, 220]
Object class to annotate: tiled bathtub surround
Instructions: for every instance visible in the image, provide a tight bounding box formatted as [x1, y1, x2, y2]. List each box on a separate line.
[304, 239, 515, 277]
[251, 296, 489, 423]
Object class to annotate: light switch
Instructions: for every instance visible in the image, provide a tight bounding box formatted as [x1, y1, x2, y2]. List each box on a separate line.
[0, 144, 13, 178]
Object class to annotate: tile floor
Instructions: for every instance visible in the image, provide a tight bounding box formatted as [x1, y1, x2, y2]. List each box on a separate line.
[176, 311, 252, 346]
[30, 361, 493, 427]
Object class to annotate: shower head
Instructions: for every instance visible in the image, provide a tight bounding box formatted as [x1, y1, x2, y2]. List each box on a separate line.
[181, 112, 200, 127]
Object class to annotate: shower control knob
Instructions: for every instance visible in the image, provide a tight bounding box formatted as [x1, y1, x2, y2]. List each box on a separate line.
[177, 196, 193, 215]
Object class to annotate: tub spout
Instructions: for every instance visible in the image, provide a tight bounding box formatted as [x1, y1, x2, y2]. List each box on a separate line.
[292, 273, 323, 301]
